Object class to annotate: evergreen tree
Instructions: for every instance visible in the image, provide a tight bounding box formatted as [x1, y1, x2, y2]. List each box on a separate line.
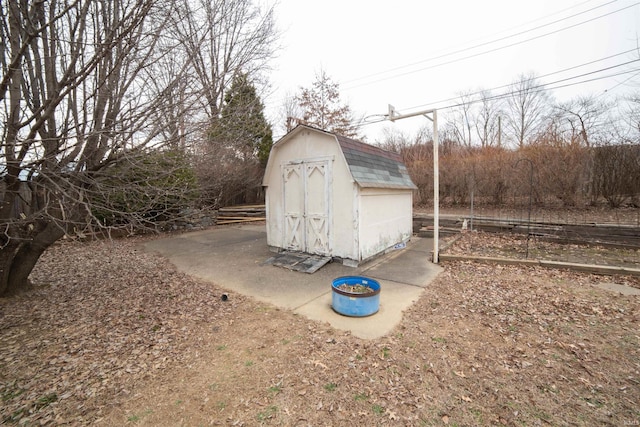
[210, 73, 273, 165]
[198, 74, 272, 207]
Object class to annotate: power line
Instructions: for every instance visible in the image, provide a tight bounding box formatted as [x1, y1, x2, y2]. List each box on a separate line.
[267, 1, 637, 129]
[271, 48, 637, 129]
[442, 65, 640, 112]
[342, 1, 639, 91]
[341, 0, 615, 87]
[355, 61, 640, 129]
[405, 51, 639, 111]
[598, 68, 640, 95]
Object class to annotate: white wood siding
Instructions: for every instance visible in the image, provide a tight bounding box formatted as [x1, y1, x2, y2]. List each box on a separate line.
[265, 130, 356, 259]
[264, 127, 414, 265]
[358, 188, 413, 261]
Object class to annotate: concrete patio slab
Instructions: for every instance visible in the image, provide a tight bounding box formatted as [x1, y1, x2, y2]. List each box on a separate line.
[142, 224, 443, 339]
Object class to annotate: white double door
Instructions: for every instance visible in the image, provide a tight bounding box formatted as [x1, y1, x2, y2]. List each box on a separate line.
[283, 159, 330, 255]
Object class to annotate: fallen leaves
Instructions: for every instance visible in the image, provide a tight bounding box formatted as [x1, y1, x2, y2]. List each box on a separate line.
[442, 231, 640, 276]
[1, 231, 639, 426]
[0, 238, 228, 425]
[312, 360, 328, 369]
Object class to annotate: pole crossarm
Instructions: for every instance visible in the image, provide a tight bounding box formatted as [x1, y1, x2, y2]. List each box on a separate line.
[388, 104, 436, 121]
[386, 104, 440, 264]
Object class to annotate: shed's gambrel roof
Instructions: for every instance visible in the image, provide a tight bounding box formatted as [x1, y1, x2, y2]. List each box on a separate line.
[265, 125, 417, 190]
[334, 134, 417, 190]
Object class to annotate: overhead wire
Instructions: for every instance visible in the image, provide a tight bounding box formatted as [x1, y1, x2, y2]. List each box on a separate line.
[405, 52, 640, 111]
[354, 60, 640, 129]
[341, 0, 615, 88]
[268, 1, 636, 122]
[342, 1, 639, 91]
[445, 66, 640, 111]
[270, 1, 640, 135]
[598, 68, 640, 94]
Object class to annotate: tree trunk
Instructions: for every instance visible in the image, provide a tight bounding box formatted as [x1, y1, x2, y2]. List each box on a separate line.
[0, 221, 65, 296]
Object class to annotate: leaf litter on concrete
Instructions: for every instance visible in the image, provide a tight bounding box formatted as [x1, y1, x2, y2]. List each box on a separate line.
[0, 234, 639, 426]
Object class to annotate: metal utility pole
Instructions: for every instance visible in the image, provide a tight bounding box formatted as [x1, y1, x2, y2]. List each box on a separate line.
[388, 105, 439, 263]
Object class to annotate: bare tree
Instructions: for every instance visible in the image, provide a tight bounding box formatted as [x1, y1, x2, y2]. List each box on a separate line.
[170, 0, 277, 122]
[376, 126, 412, 153]
[475, 90, 503, 147]
[294, 70, 360, 138]
[554, 95, 611, 147]
[505, 72, 551, 148]
[0, 0, 199, 295]
[622, 91, 640, 142]
[281, 91, 303, 133]
[448, 91, 476, 147]
[162, 0, 277, 207]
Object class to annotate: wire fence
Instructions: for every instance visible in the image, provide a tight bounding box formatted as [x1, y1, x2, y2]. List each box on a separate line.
[420, 204, 640, 227]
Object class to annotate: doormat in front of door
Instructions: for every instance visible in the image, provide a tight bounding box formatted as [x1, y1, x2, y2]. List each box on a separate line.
[264, 251, 331, 274]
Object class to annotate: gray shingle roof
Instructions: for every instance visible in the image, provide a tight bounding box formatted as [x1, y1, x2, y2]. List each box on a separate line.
[335, 134, 417, 190]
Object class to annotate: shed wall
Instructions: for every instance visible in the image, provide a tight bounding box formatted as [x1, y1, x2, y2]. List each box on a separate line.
[357, 188, 413, 261]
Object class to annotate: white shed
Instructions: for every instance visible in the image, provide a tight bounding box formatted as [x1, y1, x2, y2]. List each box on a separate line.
[262, 125, 417, 266]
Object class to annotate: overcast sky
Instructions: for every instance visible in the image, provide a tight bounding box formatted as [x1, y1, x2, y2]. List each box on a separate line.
[265, 0, 640, 142]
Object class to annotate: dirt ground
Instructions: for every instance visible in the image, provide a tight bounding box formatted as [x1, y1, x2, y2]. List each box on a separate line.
[1, 225, 640, 426]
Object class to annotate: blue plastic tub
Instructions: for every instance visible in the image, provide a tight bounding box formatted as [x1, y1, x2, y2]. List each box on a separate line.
[331, 276, 381, 317]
